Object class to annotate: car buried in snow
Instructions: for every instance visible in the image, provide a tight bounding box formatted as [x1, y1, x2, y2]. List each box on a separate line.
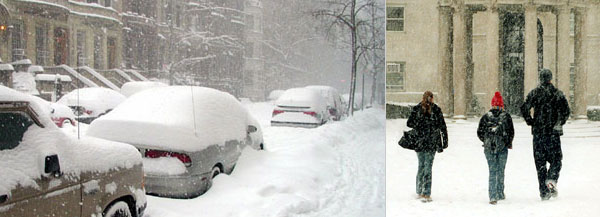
[305, 85, 345, 121]
[0, 86, 146, 217]
[271, 87, 329, 128]
[57, 87, 126, 124]
[86, 86, 263, 198]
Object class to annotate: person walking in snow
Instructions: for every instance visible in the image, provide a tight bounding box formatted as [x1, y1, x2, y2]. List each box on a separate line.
[520, 68, 570, 201]
[407, 91, 448, 202]
[477, 92, 514, 205]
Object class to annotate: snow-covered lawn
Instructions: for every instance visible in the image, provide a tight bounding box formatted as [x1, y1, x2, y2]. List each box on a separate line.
[387, 118, 600, 217]
[141, 103, 385, 217]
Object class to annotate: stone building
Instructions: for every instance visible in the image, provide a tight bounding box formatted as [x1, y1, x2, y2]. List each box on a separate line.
[0, 0, 122, 70]
[386, 0, 600, 119]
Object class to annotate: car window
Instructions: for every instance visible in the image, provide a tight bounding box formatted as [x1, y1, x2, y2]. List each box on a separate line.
[0, 112, 34, 151]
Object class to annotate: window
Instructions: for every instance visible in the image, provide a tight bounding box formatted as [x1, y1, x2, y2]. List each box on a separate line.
[104, 0, 111, 7]
[11, 23, 25, 61]
[35, 26, 48, 65]
[386, 62, 405, 91]
[247, 14, 255, 30]
[94, 34, 103, 69]
[570, 11, 575, 35]
[245, 42, 254, 58]
[386, 7, 404, 31]
[77, 31, 87, 66]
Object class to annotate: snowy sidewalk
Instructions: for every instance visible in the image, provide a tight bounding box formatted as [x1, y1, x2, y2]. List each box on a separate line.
[144, 104, 385, 217]
[387, 118, 600, 217]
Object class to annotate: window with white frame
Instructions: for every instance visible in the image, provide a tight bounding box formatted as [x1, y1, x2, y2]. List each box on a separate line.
[386, 62, 405, 91]
[386, 6, 404, 32]
[35, 26, 48, 66]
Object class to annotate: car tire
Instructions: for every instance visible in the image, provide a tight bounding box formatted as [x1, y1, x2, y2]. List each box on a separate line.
[211, 166, 221, 178]
[104, 201, 132, 217]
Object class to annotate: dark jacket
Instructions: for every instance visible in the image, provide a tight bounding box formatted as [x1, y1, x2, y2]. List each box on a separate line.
[477, 108, 515, 152]
[407, 103, 448, 152]
[520, 83, 570, 135]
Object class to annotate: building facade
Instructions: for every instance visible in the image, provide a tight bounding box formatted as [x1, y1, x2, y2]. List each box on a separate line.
[0, 0, 123, 70]
[386, 0, 600, 119]
[243, 0, 266, 100]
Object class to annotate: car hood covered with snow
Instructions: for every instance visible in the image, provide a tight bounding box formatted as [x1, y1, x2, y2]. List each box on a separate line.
[0, 86, 142, 196]
[86, 86, 250, 152]
[120, 81, 168, 97]
[276, 88, 327, 110]
[57, 87, 126, 116]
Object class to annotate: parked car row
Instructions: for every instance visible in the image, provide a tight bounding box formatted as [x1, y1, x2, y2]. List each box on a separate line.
[271, 85, 346, 128]
[0, 86, 146, 217]
[1, 83, 266, 215]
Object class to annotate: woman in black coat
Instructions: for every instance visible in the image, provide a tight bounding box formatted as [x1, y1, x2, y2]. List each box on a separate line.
[407, 91, 448, 202]
[477, 92, 514, 205]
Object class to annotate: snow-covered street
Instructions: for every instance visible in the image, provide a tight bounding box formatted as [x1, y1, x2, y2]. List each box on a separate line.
[141, 102, 385, 217]
[386, 118, 600, 217]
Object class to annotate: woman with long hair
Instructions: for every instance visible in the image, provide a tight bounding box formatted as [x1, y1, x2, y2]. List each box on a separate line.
[406, 91, 448, 202]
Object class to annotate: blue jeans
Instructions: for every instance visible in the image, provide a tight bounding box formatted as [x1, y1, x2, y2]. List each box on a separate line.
[484, 147, 508, 201]
[416, 151, 435, 196]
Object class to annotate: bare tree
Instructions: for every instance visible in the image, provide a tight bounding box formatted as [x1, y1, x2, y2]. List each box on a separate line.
[314, 0, 381, 115]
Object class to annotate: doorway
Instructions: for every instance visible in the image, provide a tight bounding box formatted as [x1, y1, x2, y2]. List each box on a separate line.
[54, 28, 69, 65]
[500, 12, 543, 115]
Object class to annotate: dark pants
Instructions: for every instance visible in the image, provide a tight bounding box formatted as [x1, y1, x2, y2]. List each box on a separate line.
[484, 147, 508, 201]
[533, 133, 563, 198]
[416, 151, 435, 196]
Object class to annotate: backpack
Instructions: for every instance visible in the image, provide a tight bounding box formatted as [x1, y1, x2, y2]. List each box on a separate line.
[484, 112, 507, 152]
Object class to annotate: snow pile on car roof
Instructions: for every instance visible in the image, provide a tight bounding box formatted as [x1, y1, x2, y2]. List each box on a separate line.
[87, 86, 249, 152]
[0, 86, 142, 196]
[120, 81, 168, 97]
[276, 88, 326, 109]
[57, 87, 126, 116]
[267, 89, 284, 101]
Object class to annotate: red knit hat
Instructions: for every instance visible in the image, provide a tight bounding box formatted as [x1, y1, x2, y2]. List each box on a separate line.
[491, 92, 504, 108]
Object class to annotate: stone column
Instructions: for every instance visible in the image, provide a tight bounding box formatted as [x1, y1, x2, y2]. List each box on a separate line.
[574, 7, 588, 119]
[555, 6, 571, 102]
[486, 5, 500, 111]
[438, 6, 453, 115]
[524, 3, 538, 95]
[452, 5, 468, 119]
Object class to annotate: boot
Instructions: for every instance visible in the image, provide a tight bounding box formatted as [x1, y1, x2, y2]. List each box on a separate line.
[421, 195, 432, 203]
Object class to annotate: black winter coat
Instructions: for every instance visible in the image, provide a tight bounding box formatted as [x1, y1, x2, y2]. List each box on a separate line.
[520, 83, 570, 135]
[407, 103, 448, 152]
[477, 108, 515, 152]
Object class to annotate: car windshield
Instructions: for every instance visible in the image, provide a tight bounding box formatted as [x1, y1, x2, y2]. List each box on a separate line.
[0, 112, 34, 151]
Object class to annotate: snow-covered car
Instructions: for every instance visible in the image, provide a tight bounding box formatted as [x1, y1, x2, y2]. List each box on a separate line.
[306, 85, 345, 121]
[57, 87, 126, 124]
[0, 86, 146, 217]
[271, 88, 329, 128]
[50, 102, 77, 127]
[267, 89, 285, 101]
[86, 86, 261, 198]
[120, 81, 168, 97]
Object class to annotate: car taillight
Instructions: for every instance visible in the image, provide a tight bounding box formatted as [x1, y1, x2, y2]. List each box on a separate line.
[145, 149, 192, 167]
[303, 111, 317, 117]
[85, 110, 93, 115]
[272, 109, 284, 116]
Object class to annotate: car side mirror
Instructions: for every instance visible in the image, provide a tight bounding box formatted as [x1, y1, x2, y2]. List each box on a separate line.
[45, 155, 61, 177]
[247, 125, 257, 133]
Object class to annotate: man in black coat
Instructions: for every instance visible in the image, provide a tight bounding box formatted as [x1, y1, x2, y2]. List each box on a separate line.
[520, 69, 570, 200]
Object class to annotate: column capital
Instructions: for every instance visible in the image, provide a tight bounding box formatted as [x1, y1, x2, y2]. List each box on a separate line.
[524, 2, 538, 11]
[486, 0, 498, 13]
[553, 5, 571, 15]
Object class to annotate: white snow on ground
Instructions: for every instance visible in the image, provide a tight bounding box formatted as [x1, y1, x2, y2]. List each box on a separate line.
[142, 103, 385, 217]
[387, 117, 600, 217]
